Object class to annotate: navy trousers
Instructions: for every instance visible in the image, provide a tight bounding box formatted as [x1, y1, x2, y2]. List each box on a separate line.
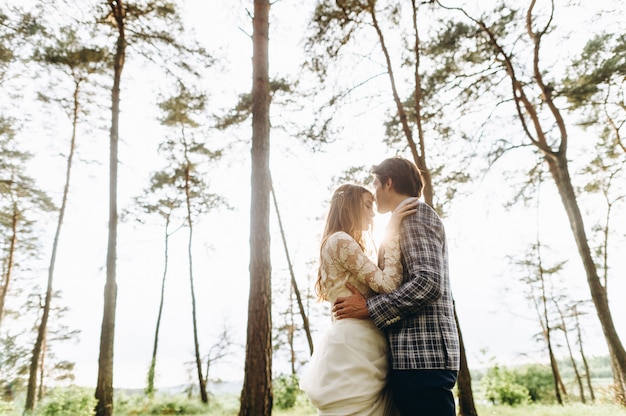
[389, 369, 458, 416]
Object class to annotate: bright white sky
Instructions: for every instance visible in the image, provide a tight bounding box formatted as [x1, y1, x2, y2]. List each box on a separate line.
[8, 0, 625, 391]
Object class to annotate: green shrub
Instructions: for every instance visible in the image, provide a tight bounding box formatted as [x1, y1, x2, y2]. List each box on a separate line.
[0, 400, 18, 414]
[37, 387, 96, 416]
[481, 365, 531, 406]
[273, 374, 300, 410]
[515, 364, 556, 403]
[147, 398, 206, 414]
[115, 394, 208, 415]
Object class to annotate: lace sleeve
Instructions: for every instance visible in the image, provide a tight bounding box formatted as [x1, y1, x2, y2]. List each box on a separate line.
[329, 232, 403, 294]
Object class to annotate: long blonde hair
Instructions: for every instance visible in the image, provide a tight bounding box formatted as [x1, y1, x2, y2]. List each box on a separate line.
[315, 184, 373, 301]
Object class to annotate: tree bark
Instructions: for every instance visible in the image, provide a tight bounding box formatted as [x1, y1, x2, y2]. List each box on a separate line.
[537, 265, 565, 404]
[25, 63, 81, 415]
[146, 214, 172, 397]
[574, 304, 596, 402]
[611, 353, 626, 405]
[183, 149, 208, 404]
[546, 153, 626, 400]
[239, 0, 272, 415]
[454, 305, 477, 415]
[463, 2, 626, 402]
[271, 182, 314, 356]
[370, 2, 477, 412]
[555, 302, 586, 403]
[0, 206, 17, 329]
[548, 346, 564, 404]
[96, 2, 125, 415]
[37, 335, 46, 401]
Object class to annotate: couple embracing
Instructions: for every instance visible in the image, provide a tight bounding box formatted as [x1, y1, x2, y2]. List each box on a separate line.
[300, 156, 460, 416]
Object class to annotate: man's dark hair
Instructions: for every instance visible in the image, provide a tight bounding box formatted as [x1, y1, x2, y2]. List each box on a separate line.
[372, 156, 424, 197]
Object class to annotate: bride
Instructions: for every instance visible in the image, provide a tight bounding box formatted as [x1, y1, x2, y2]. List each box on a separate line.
[300, 183, 417, 416]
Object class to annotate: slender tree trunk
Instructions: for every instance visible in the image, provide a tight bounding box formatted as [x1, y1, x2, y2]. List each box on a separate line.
[37, 335, 46, 402]
[461, 3, 626, 402]
[528, 251, 565, 404]
[573, 304, 595, 402]
[528, 3, 626, 399]
[271, 182, 314, 355]
[240, 1, 272, 414]
[538, 272, 564, 404]
[598, 190, 625, 404]
[547, 346, 564, 404]
[454, 305, 477, 415]
[96, 2, 125, 415]
[369, 4, 428, 190]
[25, 72, 81, 415]
[555, 302, 586, 403]
[146, 214, 172, 397]
[546, 154, 626, 401]
[288, 288, 296, 375]
[409, 0, 433, 205]
[0, 206, 17, 329]
[183, 152, 208, 404]
[371, 2, 477, 412]
[581, 353, 596, 403]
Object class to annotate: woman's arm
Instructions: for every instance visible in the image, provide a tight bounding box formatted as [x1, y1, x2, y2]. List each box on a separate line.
[328, 232, 403, 294]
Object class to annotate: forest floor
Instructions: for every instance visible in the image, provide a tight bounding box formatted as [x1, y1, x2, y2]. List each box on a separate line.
[3, 389, 626, 415]
[275, 402, 626, 416]
[209, 394, 626, 416]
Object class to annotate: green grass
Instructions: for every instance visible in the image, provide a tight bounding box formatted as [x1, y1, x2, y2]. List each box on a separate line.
[4, 391, 625, 415]
[153, 395, 626, 416]
[3, 401, 625, 415]
[271, 399, 626, 416]
[474, 402, 626, 416]
[152, 401, 626, 415]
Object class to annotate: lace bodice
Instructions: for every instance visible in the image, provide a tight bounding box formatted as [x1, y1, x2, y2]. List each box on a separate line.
[320, 231, 403, 306]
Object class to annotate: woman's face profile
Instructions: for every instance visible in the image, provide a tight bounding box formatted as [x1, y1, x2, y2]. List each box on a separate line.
[360, 192, 375, 231]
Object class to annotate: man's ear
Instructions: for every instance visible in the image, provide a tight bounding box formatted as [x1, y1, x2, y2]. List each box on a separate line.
[385, 178, 393, 189]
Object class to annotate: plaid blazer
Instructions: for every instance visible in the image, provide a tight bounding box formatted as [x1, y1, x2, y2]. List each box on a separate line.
[367, 200, 460, 370]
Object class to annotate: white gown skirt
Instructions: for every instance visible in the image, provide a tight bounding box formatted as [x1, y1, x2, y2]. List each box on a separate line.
[300, 318, 395, 416]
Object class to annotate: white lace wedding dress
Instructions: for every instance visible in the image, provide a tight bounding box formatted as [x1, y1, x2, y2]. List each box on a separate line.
[300, 231, 403, 416]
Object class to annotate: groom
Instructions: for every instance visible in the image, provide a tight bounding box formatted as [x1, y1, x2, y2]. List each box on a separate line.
[333, 156, 460, 416]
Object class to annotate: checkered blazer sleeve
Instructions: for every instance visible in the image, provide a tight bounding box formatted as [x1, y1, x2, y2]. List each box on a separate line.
[367, 202, 446, 328]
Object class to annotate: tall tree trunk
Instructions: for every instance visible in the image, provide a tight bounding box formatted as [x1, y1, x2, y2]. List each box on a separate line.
[555, 302, 586, 403]
[369, 4, 427, 188]
[239, 0, 272, 414]
[0, 206, 17, 329]
[454, 306, 477, 415]
[183, 153, 208, 404]
[527, 247, 566, 404]
[370, 2, 477, 412]
[460, 2, 626, 401]
[598, 183, 625, 404]
[288, 287, 296, 375]
[96, 2, 126, 415]
[573, 304, 595, 402]
[611, 353, 626, 405]
[546, 154, 626, 401]
[271, 182, 314, 355]
[537, 265, 565, 404]
[547, 346, 564, 404]
[25, 68, 81, 415]
[409, 0, 433, 204]
[146, 214, 172, 397]
[37, 335, 46, 402]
